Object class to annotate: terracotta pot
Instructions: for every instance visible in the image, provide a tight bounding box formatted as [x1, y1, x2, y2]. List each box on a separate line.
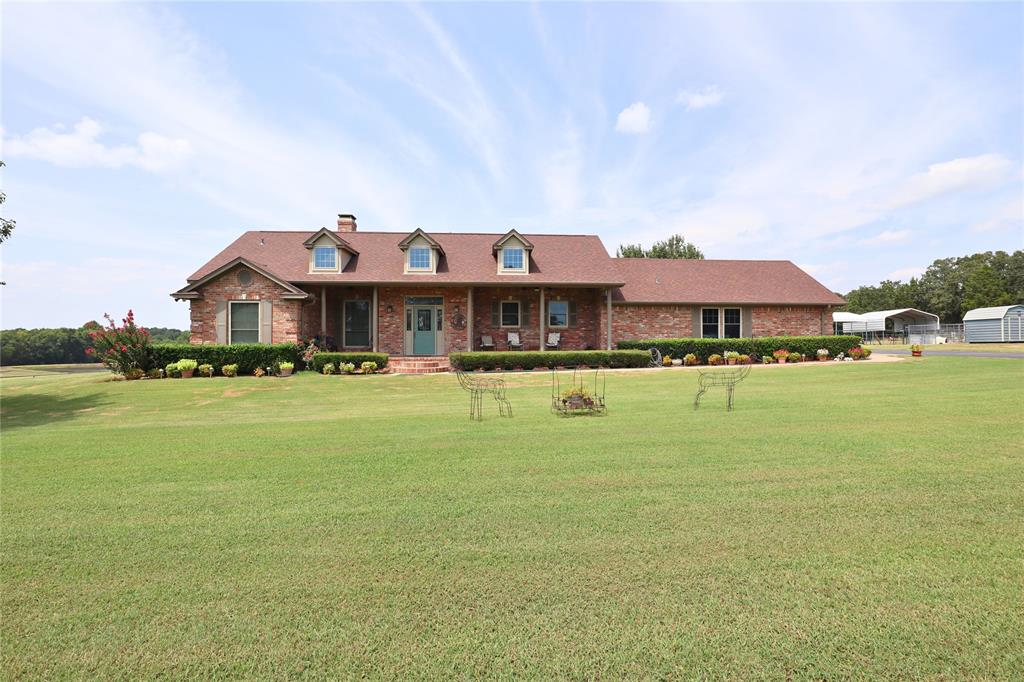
[280, 367, 293, 376]
[818, 356, 829, 362]
[180, 369, 194, 378]
[777, 357, 786, 364]
[911, 351, 922, 357]
[727, 358, 737, 365]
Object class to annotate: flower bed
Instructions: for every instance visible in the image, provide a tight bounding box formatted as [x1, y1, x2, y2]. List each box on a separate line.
[618, 335, 861, 360]
[449, 350, 649, 371]
[150, 343, 301, 376]
[311, 352, 389, 373]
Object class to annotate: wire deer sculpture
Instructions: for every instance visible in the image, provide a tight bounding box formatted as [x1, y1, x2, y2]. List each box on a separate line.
[693, 363, 752, 411]
[455, 369, 512, 421]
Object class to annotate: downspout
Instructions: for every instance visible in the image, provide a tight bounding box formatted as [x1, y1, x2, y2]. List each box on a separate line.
[606, 289, 613, 350]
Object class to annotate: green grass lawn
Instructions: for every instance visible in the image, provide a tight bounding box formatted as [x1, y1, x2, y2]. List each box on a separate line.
[3, 358, 1022, 678]
[864, 342, 1024, 353]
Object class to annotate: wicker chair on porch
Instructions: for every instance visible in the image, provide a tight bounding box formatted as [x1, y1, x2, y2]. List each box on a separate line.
[507, 331, 524, 351]
[545, 332, 561, 350]
[479, 335, 495, 351]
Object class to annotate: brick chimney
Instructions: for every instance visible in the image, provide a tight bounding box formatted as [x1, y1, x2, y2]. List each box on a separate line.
[337, 213, 357, 232]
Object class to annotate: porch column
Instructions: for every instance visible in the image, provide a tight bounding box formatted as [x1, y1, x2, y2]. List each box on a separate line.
[606, 288, 613, 350]
[466, 287, 474, 351]
[320, 286, 327, 337]
[539, 287, 546, 351]
[372, 286, 379, 352]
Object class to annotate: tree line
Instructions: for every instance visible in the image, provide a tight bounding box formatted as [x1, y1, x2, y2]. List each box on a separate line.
[840, 250, 1024, 322]
[1, 325, 188, 366]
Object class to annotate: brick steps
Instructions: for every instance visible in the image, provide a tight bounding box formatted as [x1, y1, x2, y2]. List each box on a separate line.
[389, 356, 451, 375]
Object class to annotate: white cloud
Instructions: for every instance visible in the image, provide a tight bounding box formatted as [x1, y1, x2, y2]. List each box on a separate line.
[889, 153, 1015, 209]
[3, 118, 192, 172]
[677, 85, 724, 111]
[615, 102, 651, 134]
[887, 266, 926, 281]
[970, 200, 1023, 233]
[864, 229, 912, 245]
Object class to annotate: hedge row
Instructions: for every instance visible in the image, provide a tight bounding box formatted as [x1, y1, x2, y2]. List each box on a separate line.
[311, 352, 390, 372]
[449, 350, 650, 371]
[150, 343, 302, 375]
[617, 335, 862, 359]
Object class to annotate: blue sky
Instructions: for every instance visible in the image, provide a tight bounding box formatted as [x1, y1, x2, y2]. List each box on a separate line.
[2, 2, 1021, 328]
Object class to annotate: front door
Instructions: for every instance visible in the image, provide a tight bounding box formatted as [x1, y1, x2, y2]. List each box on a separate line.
[413, 307, 435, 355]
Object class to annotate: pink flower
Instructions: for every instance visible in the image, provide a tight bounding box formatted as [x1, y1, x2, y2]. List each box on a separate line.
[120, 345, 127, 352]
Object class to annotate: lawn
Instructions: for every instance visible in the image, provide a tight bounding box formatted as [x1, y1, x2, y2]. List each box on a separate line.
[2, 358, 1022, 678]
[864, 342, 1024, 353]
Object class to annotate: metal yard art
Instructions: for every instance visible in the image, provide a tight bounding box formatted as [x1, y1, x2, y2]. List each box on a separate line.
[693, 363, 751, 412]
[551, 366, 607, 416]
[455, 369, 512, 421]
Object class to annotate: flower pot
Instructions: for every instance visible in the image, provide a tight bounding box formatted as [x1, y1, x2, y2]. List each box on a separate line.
[180, 369, 194, 378]
[911, 351, 922, 357]
[777, 358, 786, 364]
[727, 358, 737, 365]
[280, 367, 293, 376]
[818, 357, 828, 362]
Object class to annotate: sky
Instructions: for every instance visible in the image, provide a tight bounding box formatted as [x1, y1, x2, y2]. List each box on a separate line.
[1, 1, 1022, 329]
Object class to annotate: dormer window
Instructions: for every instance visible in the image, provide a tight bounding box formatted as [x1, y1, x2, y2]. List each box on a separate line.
[408, 247, 432, 271]
[313, 246, 337, 270]
[502, 247, 524, 271]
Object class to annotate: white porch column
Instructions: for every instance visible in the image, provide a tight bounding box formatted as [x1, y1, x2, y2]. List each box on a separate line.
[372, 286, 379, 352]
[466, 287, 474, 351]
[320, 286, 327, 337]
[606, 288, 613, 350]
[539, 287, 546, 351]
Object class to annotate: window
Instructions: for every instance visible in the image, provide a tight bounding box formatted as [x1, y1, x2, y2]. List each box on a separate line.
[548, 300, 568, 327]
[408, 247, 432, 270]
[229, 302, 259, 344]
[344, 300, 370, 347]
[701, 308, 719, 339]
[502, 247, 525, 271]
[724, 308, 741, 338]
[501, 300, 521, 327]
[313, 246, 337, 270]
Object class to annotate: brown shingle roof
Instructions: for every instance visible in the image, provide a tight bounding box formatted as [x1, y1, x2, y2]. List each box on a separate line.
[613, 258, 845, 305]
[187, 230, 623, 286]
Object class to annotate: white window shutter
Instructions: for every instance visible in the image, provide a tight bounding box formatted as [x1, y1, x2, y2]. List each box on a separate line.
[260, 300, 273, 343]
[215, 301, 227, 344]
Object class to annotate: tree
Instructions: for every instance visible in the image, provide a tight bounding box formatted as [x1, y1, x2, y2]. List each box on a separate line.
[616, 234, 704, 259]
[0, 161, 14, 244]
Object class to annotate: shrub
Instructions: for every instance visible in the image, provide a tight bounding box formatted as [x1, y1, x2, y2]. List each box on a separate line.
[177, 359, 198, 372]
[762, 355, 773, 365]
[910, 344, 923, 352]
[788, 352, 802, 363]
[683, 353, 699, 366]
[311, 352, 389, 373]
[361, 361, 378, 374]
[662, 356, 673, 367]
[339, 362, 356, 374]
[707, 354, 723, 366]
[321, 362, 336, 375]
[221, 364, 238, 377]
[862, 347, 872, 358]
[198, 363, 214, 377]
[86, 310, 152, 375]
[619, 336, 862, 361]
[149, 343, 301, 376]
[124, 368, 145, 380]
[253, 367, 266, 377]
[449, 350, 650, 371]
[165, 362, 181, 378]
[738, 354, 751, 364]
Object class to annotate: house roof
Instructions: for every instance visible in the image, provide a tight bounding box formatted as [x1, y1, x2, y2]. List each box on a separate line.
[963, 304, 1024, 321]
[186, 230, 623, 287]
[612, 258, 845, 305]
[302, 228, 358, 253]
[173, 256, 311, 300]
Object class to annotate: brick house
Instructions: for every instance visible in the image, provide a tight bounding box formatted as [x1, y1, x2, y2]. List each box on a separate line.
[172, 214, 844, 356]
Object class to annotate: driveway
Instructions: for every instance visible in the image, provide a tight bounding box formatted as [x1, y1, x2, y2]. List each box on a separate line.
[870, 348, 1024, 360]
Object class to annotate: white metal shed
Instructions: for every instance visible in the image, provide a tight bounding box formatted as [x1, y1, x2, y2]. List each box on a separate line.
[832, 308, 939, 342]
[963, 305, 1024, 343]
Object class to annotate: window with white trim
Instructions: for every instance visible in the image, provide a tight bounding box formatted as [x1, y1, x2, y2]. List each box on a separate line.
[701, 308, 719, 339]
[313, 246, 337, 270]
[408, 247, 432, 270]
[501, 300, 521, 327]
[723, 308, 741, 338]
[502, 247, 525, 271]
[548, 300, 568, 328]
[229, 301, 260, 344]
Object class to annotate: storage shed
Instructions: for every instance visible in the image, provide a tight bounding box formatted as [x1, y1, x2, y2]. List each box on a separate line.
[963, 305, 1024, 343]
[832, 308, 940, 342]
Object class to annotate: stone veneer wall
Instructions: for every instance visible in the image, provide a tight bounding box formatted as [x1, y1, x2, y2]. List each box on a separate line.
[188, 264, 301, 344]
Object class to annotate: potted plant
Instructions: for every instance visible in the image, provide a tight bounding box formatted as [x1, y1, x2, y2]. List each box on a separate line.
[321, 362, 336, 375]
[165, 361, 181, 378]
[662, 356, 673, 367]
[738, 354, 751, 365]
[278, 361, 294, 376]
[816, 348, 830, 361]
[340, 362, 356, 374]
[177, 359, 198, 378]
[561, 386, 592, 411]
[198, 363, 214, 377]
[724, 350, 740, 365]
[221, 364, 238, 377]
[787, 351, 802, 364]
[773, 349, 790, 364]
[683, 353, 699, 366]
[361, 361, 377, 374]
[707, 354, 723, 366]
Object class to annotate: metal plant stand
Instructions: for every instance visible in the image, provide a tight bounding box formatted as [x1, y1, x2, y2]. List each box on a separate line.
[455, 370, 512, 421]
[551, 366, 607, 416]
[693, 364, 752, 411]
